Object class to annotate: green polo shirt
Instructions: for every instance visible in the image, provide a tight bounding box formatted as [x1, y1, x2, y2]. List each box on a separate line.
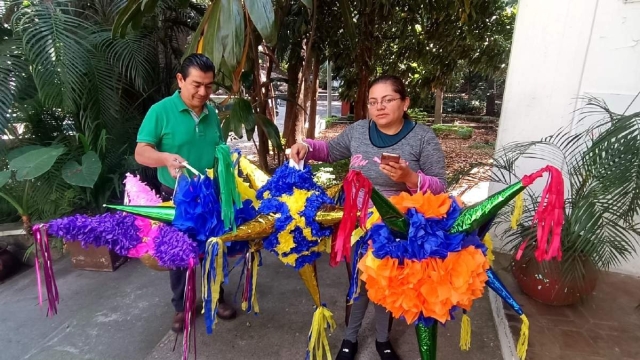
[137, 91, 223, 188]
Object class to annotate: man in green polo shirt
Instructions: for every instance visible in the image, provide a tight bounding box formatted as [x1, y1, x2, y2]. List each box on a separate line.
[135, 54, 237, 333]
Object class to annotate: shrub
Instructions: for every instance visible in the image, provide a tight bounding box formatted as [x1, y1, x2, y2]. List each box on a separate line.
[432, 124, 474, 139]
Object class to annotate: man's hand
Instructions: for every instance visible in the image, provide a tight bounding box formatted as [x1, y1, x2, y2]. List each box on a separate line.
[289, 142, 309, 163]
[135, 143, 186, 179]
[162, 153, 186, 178]
[379, 160, 418, 187]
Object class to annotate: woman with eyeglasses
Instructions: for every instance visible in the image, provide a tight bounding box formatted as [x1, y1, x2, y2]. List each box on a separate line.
[289, 75, 447, 360]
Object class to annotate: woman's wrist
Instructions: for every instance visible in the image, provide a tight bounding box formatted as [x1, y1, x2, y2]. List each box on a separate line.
[405, 171, 419, 189]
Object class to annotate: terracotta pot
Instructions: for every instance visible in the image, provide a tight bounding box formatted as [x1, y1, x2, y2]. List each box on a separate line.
[512, 253, 598, 306]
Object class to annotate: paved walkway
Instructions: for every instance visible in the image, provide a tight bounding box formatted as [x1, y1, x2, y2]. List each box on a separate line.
[0, 259, 174, 360]
[494, 252, 640, 360]
[2, 252, 502, 360]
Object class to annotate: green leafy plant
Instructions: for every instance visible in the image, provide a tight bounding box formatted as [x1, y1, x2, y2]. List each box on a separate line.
[432, 124, 473, 139]
[0, 144, 101, 233]
[407, 109, 430, 123]
[325, 115, 339, 127]
[217, 97, 285, 161]
[491, 97, 640, 291]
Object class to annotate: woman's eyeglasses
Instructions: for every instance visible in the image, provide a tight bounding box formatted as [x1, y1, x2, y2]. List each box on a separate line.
[367, 98, 401, 108]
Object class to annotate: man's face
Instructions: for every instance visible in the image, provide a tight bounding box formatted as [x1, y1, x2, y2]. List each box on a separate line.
[177, 68, 214, 109]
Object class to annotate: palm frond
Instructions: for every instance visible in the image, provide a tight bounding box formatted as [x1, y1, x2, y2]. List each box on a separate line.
[492, 98, 640, 278]
[0, 35, 29, 134]
[90, 29, 157, 92]
[12, 4, 98, 111]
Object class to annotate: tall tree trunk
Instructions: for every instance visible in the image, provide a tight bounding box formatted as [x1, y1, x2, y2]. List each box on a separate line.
[250, 35, 270, 171]
[283, 51, 303, 148]
[306, 55, 320, 139]
[2, 2, 19, 26]
[353, 9, 375, 121]
[485, 77, 496, 116]
[354, 70, 369, 121]
[293, 0, 318, 143]
[265, 54, 275, 121]
[294, 61, 307, 143]
[434, 88, 444, 124]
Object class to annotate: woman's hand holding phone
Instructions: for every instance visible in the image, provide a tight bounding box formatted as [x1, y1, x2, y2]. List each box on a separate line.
[379, 153, 419, 187]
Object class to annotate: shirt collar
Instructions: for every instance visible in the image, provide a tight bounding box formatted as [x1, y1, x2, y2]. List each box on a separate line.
[173, 90, 208, 115]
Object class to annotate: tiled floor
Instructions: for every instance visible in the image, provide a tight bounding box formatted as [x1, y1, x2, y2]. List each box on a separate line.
[494, 253, 640, 360]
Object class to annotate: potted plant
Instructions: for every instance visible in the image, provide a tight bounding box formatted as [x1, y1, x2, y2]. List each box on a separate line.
[491, 98, 640, 305]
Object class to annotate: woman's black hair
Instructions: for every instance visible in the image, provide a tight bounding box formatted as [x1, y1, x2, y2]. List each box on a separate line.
[369, 75, 411, 120]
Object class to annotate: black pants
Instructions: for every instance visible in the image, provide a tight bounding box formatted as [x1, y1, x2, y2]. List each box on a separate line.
[161, 185, 226, 312]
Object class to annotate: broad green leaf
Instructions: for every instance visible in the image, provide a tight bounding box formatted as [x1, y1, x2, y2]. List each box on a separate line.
[255, 113, 283, 154]
[141, 0, 159, 14]
[9, 146, 66, 180]
[7, 145, 44, 162]
[203, 1, 224, 69]
[112, 0, 144, 38]
[246, 0, 277, 45]
[221, 114, 233, 143]
[243, 105, 257, 141]
[301, 0, 312, 9]
[215, 0, 244, 68]
[230, 98, 255, 138]
[0, 170, 11, 188]
[62, 151, 102, 188]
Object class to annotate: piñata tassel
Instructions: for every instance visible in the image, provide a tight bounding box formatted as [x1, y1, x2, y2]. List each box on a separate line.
[306, 305, 337, 360]
[517, 315, 529, 360]
[460, 311, 471, 351]
[215, 145, 242, 231]
[483, 233, 495, 264]
[182, 259, 197, 360]
[511, 192, 524, 229]
[241, 250, 261, 314]
[521, 165, 565, 261]
[250, 251, 260, 313]
[346, 236, 366, 304]
[33, 224, 59, 317]
[241, 250, 252, 312]
[202, 238, 227, 334]
[332, 171, 372, 267]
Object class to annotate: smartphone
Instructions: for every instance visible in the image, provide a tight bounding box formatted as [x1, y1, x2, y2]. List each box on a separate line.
[381, 153, 401, 165]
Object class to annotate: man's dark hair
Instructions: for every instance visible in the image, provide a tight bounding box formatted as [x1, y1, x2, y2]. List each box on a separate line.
[179, 53, 215, 79]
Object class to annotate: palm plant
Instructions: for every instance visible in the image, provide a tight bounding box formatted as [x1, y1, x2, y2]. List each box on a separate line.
[0, 0, 199, 224]
[491, 97, 640, 295]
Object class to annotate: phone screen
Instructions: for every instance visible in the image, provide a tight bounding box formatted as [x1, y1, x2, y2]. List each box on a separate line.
[381, 153, 401, 165]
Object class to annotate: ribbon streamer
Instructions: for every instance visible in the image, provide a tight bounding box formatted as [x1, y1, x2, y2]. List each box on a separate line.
[332, 171, 372, 266]
[306, 305, 337, 360]
[202, 238, 227, 334]
[182, 258, 197, 360]
[216, 145, 242, 231]
[33, 224, 59, 317]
